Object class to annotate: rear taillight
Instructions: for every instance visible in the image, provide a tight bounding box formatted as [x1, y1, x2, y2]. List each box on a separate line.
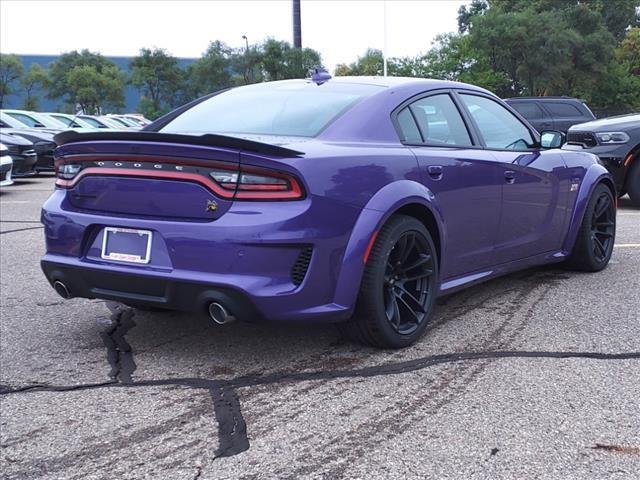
[55, 158, 304, 201]
[209, 166, 303, 200]
[57, 164, 81, 180]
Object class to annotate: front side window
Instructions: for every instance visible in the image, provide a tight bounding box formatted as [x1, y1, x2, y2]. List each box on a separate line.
[404, 94, 472, 146]
[460, 94, 534, 150]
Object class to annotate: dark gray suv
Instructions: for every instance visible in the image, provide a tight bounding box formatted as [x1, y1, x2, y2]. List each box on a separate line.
[505, 97, 596, 134]
[563, 114, 640, 207]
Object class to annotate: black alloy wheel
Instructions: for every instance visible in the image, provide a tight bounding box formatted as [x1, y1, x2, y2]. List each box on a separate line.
[383, 231, 435, 335]
[567, 183, 616, 272]
[342, 215, 439, 349]
[590, 191, 615, 263]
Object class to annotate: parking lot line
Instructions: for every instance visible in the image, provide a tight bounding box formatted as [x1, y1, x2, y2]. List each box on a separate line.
[614, 244, 640, 248]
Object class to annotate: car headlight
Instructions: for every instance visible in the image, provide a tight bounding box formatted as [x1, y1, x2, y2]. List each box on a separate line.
[595, 132, 630, 144]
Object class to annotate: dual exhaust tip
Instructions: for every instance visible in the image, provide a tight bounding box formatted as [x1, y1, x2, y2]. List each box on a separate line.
[53, 280, 72, 299]
[53, 281, 235, 326]
[208, 302, 236, 325]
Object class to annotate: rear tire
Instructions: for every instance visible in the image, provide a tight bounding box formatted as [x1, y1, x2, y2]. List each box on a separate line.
[566, 184, 616, 272]
[625, 157, 640, 208]
[339, 215, 438, 349]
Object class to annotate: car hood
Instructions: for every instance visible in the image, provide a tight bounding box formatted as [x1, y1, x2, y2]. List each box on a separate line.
[569, 114, 640, 132]
[0, 128, 55, 142]
[0, 132, 33, 146]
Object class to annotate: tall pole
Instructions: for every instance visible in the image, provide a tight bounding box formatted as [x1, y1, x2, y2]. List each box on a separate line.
[383, 0, 388, 76]
[293, 0, 302, 48]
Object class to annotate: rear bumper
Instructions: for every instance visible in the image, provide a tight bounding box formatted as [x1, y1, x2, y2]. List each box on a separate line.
[41, 189, 362, 323]
[41, 259, 263, 321]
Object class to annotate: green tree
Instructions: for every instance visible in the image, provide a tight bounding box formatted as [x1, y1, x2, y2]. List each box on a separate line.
[232, 44, 263, 85]
[0, 54, 24, 108]
[260, 39, 322, 80]
[47, 50, 125, 113]
[616, 27, 640, 75]
[185, 41, 233, 99]
[335, 49, 384, 76]
[22, 63, 49, 111]
[130, 48, 184, 119]
[65, 64, 125, 114]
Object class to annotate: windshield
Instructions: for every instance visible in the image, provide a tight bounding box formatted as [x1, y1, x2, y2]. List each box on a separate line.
[80, 116, 108, 128]
[160, 81, 383, 137]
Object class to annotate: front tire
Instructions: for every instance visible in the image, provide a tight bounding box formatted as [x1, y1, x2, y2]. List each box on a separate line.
[566, 184, 616, 272]
[341, 215, 438, 348]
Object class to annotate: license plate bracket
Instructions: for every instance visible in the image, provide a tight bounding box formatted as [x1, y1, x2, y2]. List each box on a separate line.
[101, 227, 153, 264]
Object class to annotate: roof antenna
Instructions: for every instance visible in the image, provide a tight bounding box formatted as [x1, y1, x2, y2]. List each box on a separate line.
[309, 67, 332, 85]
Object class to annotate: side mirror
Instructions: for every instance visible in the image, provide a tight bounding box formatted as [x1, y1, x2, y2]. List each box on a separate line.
[34, 123, 46, 128]
[540, 130, 565, 149]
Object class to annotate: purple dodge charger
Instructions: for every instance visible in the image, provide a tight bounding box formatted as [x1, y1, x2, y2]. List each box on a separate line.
[41, 76, 616, 348]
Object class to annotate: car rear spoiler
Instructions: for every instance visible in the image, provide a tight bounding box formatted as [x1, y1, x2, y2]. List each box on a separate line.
[53, 130, 305, 158]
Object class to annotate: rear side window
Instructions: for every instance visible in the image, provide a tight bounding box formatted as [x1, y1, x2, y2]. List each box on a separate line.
[405, 94, 472, 146]
[510, 102, 545, 120]
[545, 102, 583, 117]
[396, 108, 422, 143]
[460, 94, 534, 150]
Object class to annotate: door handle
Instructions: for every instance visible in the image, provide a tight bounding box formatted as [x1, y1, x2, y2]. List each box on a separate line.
[427, 165, 443, 180]
[504, 170, 516, 184]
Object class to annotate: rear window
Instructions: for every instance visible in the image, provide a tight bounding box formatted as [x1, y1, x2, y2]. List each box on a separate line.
[160, 82, 384, 137]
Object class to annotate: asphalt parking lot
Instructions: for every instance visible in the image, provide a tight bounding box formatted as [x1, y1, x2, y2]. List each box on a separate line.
[1, 175, 639, 480]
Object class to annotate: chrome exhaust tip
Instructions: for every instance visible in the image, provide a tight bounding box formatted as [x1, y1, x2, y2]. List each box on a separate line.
[208, 302, 236, 325]
[53, 280, 72, 299]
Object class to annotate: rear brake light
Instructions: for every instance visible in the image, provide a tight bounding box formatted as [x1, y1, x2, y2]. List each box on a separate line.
[209, 167, 303, 200]
[57, 164, 81, 180]
[55, 158, 304, 200]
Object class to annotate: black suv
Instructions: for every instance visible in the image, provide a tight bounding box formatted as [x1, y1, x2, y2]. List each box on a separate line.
[563, 114, 640, 207]
[505, 97, 595, 134]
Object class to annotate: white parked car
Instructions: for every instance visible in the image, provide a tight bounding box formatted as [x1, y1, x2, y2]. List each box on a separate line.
[41, 112, 96, 130]
[0, 143, 14, 187]
[0, 109, 66, 131]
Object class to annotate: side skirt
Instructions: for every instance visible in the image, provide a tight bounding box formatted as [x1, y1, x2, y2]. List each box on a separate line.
[437, 250, 567, 297]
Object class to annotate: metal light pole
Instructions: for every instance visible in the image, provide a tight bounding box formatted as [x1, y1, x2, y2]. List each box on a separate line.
[241, 35, 250, 83]
[383, 0, 388, 76]
[293, 0, 302, 48]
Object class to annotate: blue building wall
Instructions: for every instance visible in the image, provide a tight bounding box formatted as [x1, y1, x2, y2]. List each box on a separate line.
[4, 54, 197, 113]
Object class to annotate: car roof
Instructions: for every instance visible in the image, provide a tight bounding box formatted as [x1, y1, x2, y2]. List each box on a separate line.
[506, 97, 584, 102]
[239, 76, 486, 92]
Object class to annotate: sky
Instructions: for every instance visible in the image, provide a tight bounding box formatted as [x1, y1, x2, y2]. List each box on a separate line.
[0, 0, 469, 73]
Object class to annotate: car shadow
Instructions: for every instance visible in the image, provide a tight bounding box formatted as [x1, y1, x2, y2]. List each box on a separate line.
[123, 264, 568, 375]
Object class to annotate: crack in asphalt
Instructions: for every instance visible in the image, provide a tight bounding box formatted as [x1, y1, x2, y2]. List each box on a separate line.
[1, 346, 639, 460]
[99, 303, 137, 384]
[0, 226, 44, 235]
[1, 276, 638, 468]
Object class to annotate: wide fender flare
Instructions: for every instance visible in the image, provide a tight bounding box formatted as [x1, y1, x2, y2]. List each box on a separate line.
[332, 180, 445, 309]
[562, 163, 615, 254]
